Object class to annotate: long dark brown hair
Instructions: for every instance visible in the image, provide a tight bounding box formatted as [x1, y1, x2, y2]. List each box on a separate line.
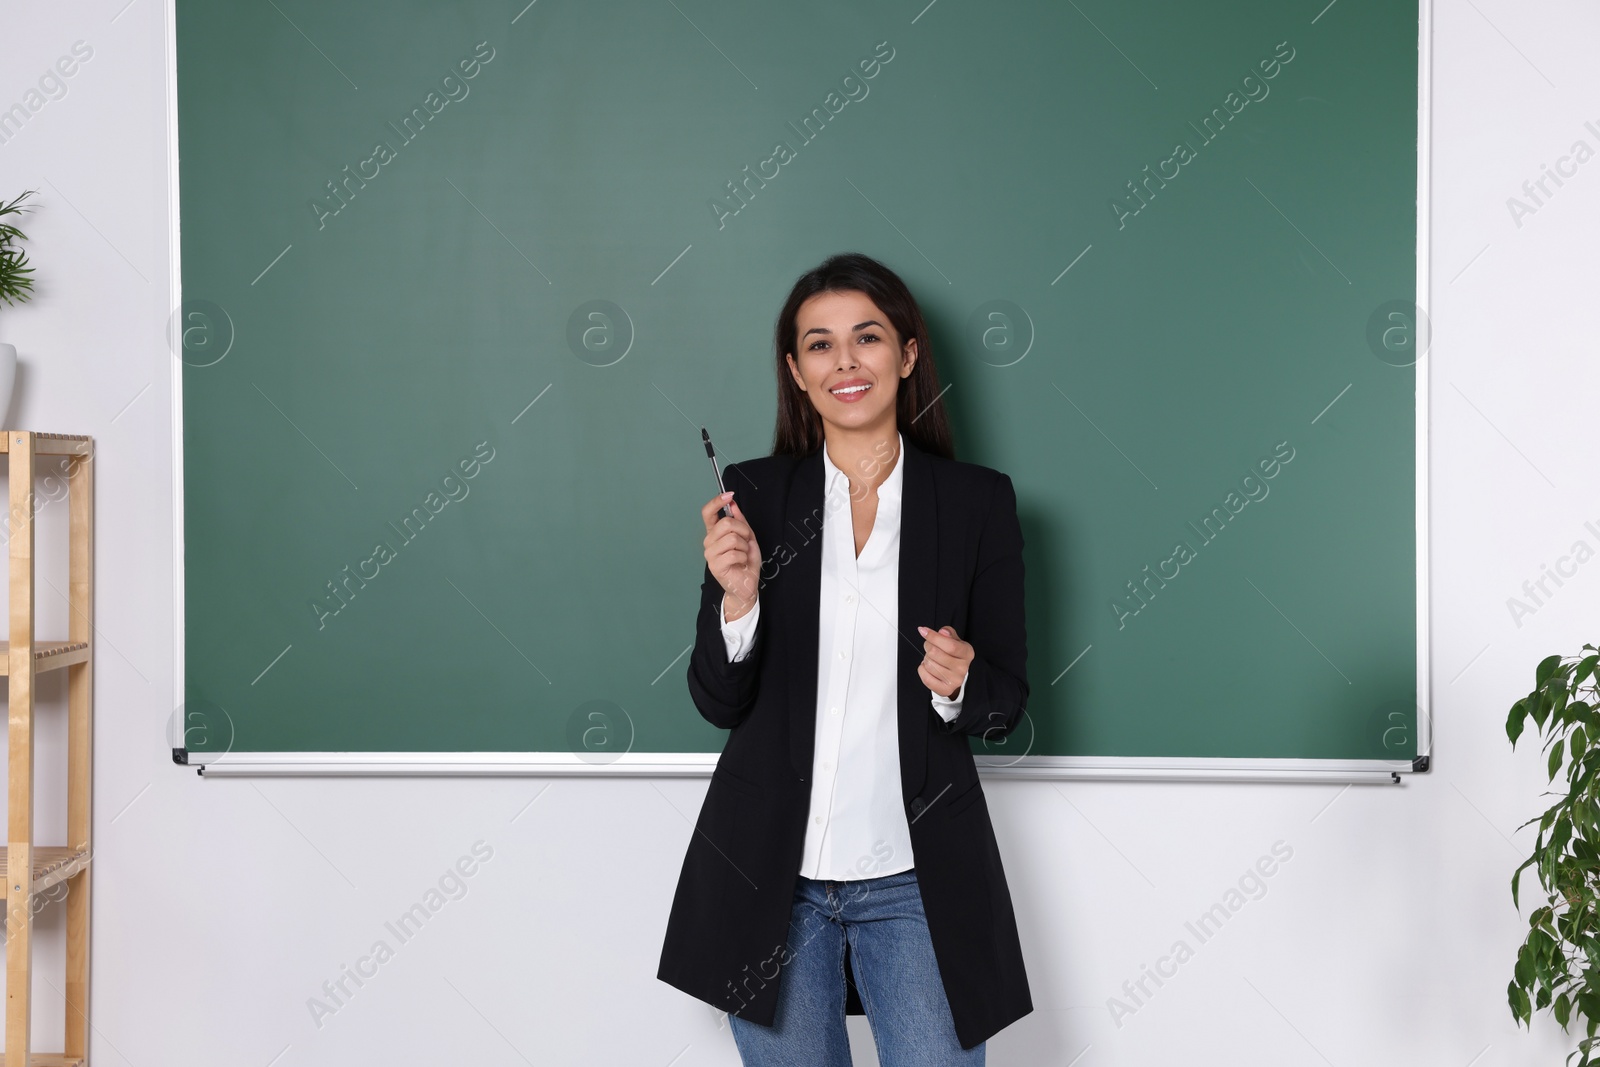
[770, 252, 955, 460]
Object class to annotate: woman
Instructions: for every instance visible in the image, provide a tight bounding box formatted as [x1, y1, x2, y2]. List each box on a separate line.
[657, 253, 1032, 1063]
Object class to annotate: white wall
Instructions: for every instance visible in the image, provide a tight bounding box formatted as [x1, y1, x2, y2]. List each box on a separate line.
[2, 1, 1596, 1063]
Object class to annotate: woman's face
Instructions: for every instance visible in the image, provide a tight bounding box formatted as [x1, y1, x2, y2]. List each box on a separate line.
[785, 289, 916, 436]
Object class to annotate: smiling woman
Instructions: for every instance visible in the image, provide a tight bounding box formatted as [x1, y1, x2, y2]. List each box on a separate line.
[659, 252, 1034, 1060]
[788, 291, 911, 416]
[770, 253, 950, 462]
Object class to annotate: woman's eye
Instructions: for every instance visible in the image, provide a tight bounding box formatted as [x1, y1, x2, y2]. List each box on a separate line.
[809, 340, 829, 351]
[858, 333, 879, 343]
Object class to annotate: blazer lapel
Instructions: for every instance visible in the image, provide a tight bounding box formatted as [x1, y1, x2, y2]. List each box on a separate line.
[781, 435, 935, 801]
[784, 447, 825, 781]
[897, 437, 934, 803]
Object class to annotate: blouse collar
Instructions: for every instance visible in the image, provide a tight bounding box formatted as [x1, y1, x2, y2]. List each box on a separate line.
[821, 430, 904, 506]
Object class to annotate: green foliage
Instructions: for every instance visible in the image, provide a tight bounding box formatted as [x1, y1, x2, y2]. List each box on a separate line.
[0, 190, 38, 309]
[1508, 644, 1600, 1064]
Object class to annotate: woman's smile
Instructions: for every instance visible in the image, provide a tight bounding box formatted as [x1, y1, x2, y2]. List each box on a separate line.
[787, 288, 915, 435]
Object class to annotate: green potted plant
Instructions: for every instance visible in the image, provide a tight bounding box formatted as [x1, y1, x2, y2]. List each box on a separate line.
[0, 189, 38, 426]
[1508, 644, 1600, 1064]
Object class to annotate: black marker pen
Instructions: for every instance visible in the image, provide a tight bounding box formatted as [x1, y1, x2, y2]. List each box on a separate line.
[701, 427, 731, 519]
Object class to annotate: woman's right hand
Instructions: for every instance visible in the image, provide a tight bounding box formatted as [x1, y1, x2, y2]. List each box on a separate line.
[702, 491, 761, 621]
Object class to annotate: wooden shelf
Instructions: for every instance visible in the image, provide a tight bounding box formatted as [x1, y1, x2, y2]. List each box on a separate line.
[0, 643, 90, 676]
[0, 848, 90, 895]
[2, 431, 94, 1065]
[0, 433, 91, 457]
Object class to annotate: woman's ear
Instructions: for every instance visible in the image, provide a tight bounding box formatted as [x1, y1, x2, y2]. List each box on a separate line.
[901, 337, 918, 377]
[786, 352, 806, 390]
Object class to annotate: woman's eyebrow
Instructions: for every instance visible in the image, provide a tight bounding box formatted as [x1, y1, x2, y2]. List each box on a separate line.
[802, 319, 884, 339]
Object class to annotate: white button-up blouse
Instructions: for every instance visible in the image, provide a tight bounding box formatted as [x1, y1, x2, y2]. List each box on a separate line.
[716, 432, 969, 881]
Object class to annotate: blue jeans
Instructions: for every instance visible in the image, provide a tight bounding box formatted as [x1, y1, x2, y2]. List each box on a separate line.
[729, 867, 984, 1066]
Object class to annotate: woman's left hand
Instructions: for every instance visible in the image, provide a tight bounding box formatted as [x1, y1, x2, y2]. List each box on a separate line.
[916, 625, 974, 699]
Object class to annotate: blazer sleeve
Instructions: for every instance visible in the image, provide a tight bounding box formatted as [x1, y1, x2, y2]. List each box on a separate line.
[937, 472, 1028, 740]
[686, 463, 764, 729]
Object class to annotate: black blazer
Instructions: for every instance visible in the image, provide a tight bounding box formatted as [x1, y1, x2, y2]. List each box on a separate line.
[655, 433, 1033, 1050]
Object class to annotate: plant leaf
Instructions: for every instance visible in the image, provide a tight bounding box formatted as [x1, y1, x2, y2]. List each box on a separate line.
[1509, 646, 1600, 1042]
[1519, 942, 1538, 985]
[1511, 698, 1530, 745]
[1514, 853, 1544, 908]
[1511, 978, 1531, 1025]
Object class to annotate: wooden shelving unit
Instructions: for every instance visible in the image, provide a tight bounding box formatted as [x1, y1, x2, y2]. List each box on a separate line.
[0, 432, 93, 1066]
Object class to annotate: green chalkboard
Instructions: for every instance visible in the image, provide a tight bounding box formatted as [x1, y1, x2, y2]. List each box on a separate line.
[177, 0, 1422, 763]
